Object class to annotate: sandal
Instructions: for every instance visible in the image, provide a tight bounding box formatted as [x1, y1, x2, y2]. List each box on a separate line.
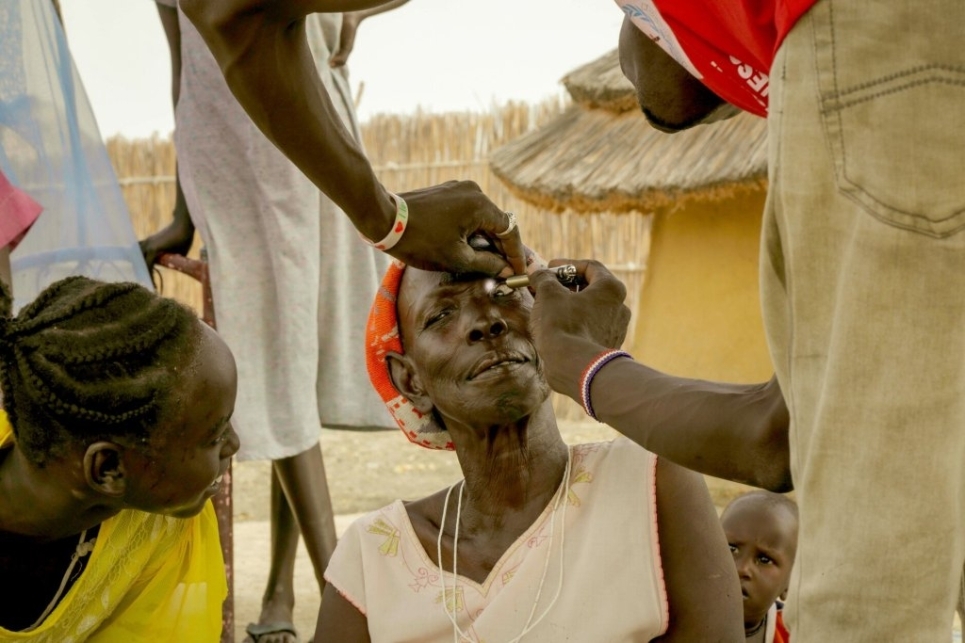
[244, 621, 299, 643]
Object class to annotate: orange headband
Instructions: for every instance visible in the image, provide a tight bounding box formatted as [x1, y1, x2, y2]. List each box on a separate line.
[364, 260, 454, 450]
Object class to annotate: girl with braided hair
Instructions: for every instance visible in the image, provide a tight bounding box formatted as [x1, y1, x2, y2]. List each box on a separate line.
[0, 276, 239, 641]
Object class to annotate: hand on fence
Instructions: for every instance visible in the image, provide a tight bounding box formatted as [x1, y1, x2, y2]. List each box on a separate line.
[139, 174, 196, 270]
[390, 180, 527, 277]
[139, 216, 195, 270]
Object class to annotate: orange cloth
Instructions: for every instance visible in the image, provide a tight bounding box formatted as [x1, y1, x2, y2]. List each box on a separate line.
[364, 260, 454, 450]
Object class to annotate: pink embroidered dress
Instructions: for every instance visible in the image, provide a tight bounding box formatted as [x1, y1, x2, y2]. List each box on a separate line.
[324, 439, 668, 642]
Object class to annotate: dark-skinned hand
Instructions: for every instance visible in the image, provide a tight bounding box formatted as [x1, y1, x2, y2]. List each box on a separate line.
[140, 175, 196, 269]
[388, 180, 526, 278]
[529, 259, 632, 398]
[138, 212, 195, 269]
[329, 11, 361, 68]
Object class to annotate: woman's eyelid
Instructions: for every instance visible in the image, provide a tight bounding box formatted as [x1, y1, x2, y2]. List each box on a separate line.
[423, 304, 455, 328]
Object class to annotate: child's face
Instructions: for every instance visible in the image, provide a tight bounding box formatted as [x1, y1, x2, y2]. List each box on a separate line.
[721, 499, 798, 630]
[121, 323, 240, 518]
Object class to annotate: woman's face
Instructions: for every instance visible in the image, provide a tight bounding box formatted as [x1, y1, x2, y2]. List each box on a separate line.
[122, 323, 239, 518]
[397, 270, 551, 428]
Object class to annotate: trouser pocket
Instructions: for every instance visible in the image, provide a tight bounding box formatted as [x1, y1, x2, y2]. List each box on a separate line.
[812, 0, 965, 237]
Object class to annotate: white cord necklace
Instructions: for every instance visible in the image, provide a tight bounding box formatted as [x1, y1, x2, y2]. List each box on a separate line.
[26, 528, 97, 630]
[436, 447, 572, 643]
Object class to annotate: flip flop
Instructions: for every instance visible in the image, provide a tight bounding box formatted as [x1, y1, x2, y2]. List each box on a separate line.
[244, 621, 299, 643]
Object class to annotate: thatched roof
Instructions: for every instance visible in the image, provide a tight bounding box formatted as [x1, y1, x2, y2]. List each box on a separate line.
[490, 50, 768, 213]
[561, 49, 640, 113]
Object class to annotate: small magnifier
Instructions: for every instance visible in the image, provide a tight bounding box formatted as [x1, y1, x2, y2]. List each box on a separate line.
[491, 264, 578, 298]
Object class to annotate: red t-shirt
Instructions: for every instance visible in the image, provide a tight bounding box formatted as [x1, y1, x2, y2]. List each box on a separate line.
[614, 0, 819, 116]
[774, 607, 790, 642]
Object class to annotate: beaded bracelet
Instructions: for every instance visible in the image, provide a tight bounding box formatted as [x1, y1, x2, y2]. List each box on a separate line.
[579, 349, 633, 421]
[359, 192, 409, 251]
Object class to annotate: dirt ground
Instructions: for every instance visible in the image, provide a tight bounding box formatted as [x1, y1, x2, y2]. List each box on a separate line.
[233, 421, 758, 522]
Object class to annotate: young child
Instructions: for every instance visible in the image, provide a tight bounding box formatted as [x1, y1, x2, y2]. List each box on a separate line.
[0, 276, 239, 641]
[721, 491, 799, 642]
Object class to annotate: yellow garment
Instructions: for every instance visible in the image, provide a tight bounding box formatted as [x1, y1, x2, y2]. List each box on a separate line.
[0, 412, 226, 642]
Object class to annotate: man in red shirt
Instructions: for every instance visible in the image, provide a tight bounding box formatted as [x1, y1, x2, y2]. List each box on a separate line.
[534, 2, 965, 641]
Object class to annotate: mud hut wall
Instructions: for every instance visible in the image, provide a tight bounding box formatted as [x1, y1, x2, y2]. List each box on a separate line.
[633, 191, 773, 384]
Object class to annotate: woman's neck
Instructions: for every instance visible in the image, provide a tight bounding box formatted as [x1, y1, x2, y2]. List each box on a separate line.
[0, 446, 119, 541]
[448, 402, 569, 535]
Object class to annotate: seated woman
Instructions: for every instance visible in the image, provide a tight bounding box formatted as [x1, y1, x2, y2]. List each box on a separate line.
[0, 276, 239, 641]
[316, 261, 743, 642]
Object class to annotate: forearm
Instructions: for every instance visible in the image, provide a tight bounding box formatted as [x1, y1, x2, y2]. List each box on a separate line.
[172, 172, 194, 232]
[181, 0, 395, 240]
[356, 0, 410, 20]
[550, 339, 791, 491]
[594, 360, 791, 491]
[156, 3, 181, 108]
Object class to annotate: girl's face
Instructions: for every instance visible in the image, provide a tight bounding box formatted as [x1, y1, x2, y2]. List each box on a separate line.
[122, 324, 239, 518]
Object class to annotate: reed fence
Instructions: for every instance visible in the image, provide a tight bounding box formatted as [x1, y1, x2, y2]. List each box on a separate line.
[109, 101, 653, 422]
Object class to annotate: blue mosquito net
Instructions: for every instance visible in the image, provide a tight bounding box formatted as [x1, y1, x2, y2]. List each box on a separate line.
[0, 0, 152, 310]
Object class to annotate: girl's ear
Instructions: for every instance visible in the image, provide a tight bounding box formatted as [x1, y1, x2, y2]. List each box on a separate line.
[84, 442, 127, 497]
[386, 351, 433, 414]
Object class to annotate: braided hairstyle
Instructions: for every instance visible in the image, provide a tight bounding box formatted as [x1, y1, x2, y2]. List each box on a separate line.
[0, 276, 201, 466]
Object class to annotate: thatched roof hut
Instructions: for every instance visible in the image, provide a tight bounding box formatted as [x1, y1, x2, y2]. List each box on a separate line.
[490, 49, 768, 214]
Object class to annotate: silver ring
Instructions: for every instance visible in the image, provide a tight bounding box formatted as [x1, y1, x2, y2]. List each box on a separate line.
[497, 211, 517, 237]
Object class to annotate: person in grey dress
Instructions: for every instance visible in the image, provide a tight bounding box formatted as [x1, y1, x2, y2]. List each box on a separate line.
[141, 4, 404, 641]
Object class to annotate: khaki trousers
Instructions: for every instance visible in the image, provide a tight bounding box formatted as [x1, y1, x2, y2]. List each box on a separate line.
[762, 1, 965, 640]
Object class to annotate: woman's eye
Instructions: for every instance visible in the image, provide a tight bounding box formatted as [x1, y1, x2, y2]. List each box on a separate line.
[424, 309, 452, 328]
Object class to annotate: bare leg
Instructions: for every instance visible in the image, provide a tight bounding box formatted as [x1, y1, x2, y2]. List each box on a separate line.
[272, 442, 338, 587]
[244, 469, 300, 643]
[245, 445, 335, 643]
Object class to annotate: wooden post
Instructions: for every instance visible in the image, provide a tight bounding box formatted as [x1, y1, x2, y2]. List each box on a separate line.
[156, 251, 234, 643]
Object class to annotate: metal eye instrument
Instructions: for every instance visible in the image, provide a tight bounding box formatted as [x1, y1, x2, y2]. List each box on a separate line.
[490, 264, 579, 298]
